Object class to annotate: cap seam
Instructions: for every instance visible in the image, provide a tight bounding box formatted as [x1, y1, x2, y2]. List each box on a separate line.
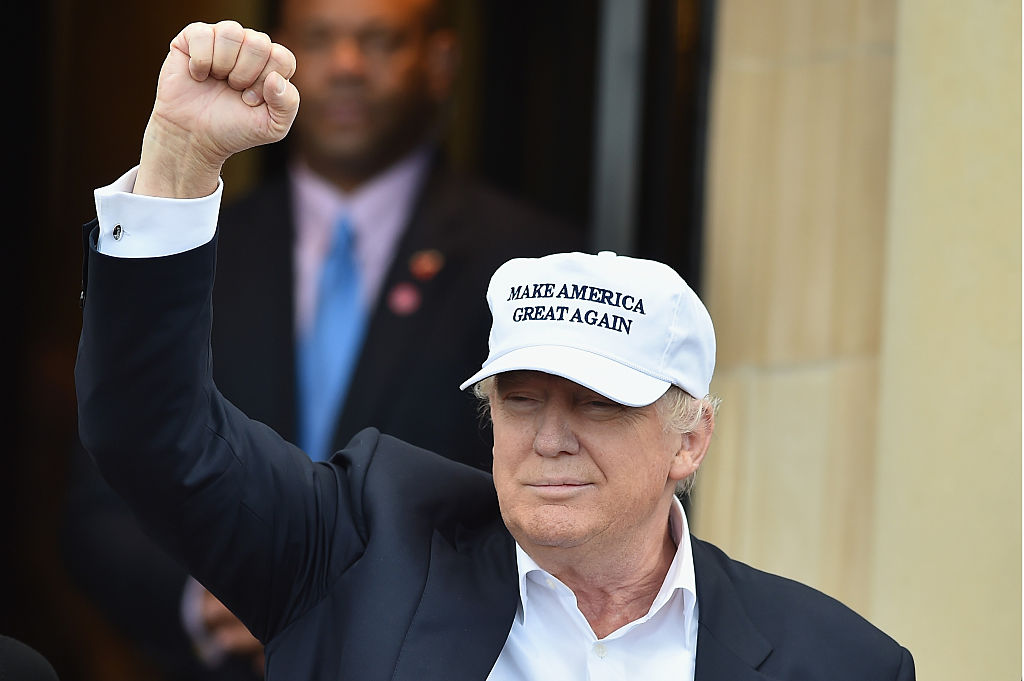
[659, 290, 685, 372]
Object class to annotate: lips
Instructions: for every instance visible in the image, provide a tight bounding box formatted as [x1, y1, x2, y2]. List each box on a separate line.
[320, 101, 369, 126]
[525, 480, 594, 499]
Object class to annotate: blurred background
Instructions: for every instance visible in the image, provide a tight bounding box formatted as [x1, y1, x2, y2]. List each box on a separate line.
[8, 1, 1020, 680]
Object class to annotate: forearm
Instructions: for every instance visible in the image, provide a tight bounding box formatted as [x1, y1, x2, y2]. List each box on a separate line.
[76, 224, 223, 511]
[75, 228, 269, 631]
[75, 221, 360, 643]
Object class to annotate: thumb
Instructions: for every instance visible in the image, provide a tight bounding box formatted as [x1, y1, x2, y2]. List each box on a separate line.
[263, 71, 299, 136]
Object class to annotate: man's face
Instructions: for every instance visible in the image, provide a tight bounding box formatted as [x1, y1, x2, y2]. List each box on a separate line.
[489, 372, 701, 555]
[277, 0, 454, 181]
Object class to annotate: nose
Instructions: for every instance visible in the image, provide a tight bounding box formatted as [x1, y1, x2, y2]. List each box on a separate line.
[329, 36, 366, 76]
[532, 403, 580, 458]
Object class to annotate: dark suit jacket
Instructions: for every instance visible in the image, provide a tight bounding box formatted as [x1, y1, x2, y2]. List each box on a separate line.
[76, 228, 915, 681]
[62, 158, 581, 680]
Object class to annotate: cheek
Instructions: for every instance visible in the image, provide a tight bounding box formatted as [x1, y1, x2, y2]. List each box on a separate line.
[371, 60, 431, 102]
[602, 431, 680, 492]
[489, 447, 526, 526]
[490, 424, 525, 472]
[490, 415, 539, 489]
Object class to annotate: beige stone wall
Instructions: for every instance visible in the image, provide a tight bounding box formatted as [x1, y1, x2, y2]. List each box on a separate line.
[870, 1, 1021, 678]
[695, 0, 898, 610]
[694, 1, 1020, 678]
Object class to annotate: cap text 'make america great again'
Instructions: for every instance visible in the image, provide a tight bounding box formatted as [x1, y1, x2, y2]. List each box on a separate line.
[506, 283, 646, 334]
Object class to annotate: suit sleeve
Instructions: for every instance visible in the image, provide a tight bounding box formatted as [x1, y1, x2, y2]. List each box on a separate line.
[74, 222, 369, 644]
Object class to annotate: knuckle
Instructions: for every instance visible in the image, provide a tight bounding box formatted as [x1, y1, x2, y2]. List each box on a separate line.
[242, 30, 272, 60]
[269, 44, 297, 76]
[245, 29, 271, 48]
[215, 20, 245, 43]
[182, 22, 213, 46]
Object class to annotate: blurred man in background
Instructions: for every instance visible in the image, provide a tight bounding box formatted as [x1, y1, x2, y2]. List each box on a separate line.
[61, 0, 580, 678]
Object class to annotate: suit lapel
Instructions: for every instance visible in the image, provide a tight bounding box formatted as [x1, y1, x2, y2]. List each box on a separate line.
[333, 159, 463, 451]
[691, 538, 774, 681]
[391, 524, 519, 681]
[694, 627, 774, 681]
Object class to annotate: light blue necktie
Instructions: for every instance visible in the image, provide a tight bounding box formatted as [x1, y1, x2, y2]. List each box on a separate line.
[297, 214, 366, 461]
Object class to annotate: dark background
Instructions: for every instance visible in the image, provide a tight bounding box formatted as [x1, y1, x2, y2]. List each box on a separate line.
[8, 1, 714, 678]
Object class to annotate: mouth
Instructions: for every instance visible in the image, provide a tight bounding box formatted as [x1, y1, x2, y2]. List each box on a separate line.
[525, 481, 594, 499]
[323, 105, 367, 126]
[314, 97, 370, 128]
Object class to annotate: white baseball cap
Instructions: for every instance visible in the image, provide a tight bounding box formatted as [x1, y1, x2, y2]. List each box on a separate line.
[459, 251, 716, 406]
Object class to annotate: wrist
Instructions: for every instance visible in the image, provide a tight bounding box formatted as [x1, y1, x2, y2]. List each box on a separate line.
[135, 116, 224, 198]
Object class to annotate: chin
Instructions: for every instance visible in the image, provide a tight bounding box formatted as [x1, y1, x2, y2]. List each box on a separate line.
[505, 506, 590, 550]
[318, 134, 377, 163]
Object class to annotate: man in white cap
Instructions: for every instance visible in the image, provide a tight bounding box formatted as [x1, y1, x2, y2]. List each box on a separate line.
[75, 21, 915, 681]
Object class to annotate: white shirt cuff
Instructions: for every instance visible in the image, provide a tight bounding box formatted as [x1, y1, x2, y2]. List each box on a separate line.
[93, 166, 223, 258]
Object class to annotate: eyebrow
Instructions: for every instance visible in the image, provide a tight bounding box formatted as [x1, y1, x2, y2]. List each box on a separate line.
[494, 371, 541, 391]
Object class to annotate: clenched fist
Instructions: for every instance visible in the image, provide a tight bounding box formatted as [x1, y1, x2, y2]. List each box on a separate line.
[135, 20, 300, 199]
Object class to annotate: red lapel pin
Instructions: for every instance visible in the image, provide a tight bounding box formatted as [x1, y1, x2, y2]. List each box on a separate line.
[387, 281, 422, 316]
[408, 249, 445, 281]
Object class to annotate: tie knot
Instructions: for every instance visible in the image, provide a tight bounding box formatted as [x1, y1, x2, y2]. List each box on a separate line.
[331, 214, 355, 257]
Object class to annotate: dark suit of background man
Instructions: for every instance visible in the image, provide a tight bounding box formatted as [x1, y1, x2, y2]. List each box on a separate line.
[60, 0, 580, 678]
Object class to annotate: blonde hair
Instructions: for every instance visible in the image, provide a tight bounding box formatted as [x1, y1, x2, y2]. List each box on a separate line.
[472, 377, 719, 496]
[655, 386, 720, 496]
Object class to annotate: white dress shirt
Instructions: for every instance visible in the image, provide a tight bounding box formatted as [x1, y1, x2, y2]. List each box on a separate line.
[488, 495, 699, 681]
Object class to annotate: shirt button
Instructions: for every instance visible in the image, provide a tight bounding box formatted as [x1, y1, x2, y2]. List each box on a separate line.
[112, 224, 123, 240]
[593, 643, 607, 658]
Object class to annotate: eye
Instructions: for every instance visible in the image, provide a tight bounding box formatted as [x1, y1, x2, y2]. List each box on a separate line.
[296, 26, 332, 52]
[578, 397, 625, 419]
[358, 27, 403, 58]
[498, 391, 542, 415]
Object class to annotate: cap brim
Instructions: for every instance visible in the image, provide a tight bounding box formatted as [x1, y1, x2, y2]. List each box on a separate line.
[459, 345, 671, 407]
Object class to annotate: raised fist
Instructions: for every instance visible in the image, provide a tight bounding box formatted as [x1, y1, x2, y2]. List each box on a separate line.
[136, 20, 300, 198]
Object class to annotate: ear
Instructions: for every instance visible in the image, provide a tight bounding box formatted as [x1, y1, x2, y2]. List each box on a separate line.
[424, 29, 458, 101]
[668, 409, 715, 482]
